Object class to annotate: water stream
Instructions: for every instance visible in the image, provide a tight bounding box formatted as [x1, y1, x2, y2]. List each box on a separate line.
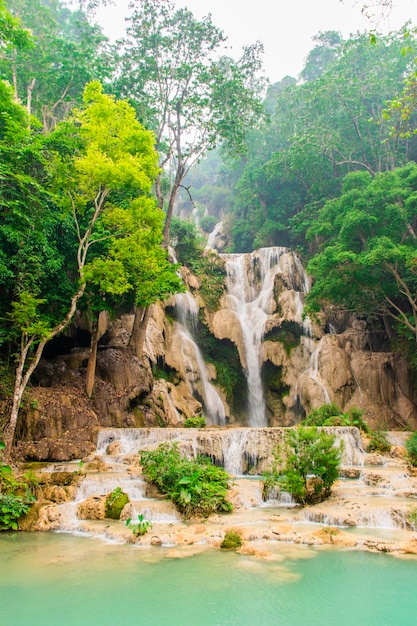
[222, 248, 284, 426]
[173, 292, 226, 425]
[221, 247, 318, 426]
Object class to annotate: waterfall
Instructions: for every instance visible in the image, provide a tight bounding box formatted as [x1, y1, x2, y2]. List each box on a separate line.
[174, 292, 226, 426]
[206, 221, 223, 250]
[222, 247, 294, 427]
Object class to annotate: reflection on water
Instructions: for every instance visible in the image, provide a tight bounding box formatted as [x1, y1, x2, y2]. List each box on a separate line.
[1, 533, 417, 626]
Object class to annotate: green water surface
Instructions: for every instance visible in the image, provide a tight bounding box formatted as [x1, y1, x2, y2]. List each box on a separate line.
[0, 532, 416, 626]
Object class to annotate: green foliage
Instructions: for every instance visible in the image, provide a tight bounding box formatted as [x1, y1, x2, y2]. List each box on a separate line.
[115, 0, 265, 242]
[366, 431, 391, 454]
[126, 514, 152, 537]
[1, 80, 182, 457]
[0, 0, 107, 131]
[306, 163, 417, 343]
[302, 404, 369, 433]
[184, 416, 206, 428]
[140, 443, 232, 518]
[405, 432, 417, 467]
[170, 218, 202, 267]
[0, 494, 31, 530]
[199, 215, 218, 234]
[263, 321, 302, 354]
[406, 505, 417, 530]
[0, 440, 33, 530]
[105, 487, 129, 520]
[192, 252, 226, 313]
[0, 0, 33, 51]
[218, 28, 417, 253]
[220, 529, 242, 550]
[263, 427, 341, 505]
[195, 320, 247, 411]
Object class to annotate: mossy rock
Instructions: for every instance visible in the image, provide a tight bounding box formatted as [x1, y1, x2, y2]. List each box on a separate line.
[220, 529, 242, 550]
[105, 489, 129, 520]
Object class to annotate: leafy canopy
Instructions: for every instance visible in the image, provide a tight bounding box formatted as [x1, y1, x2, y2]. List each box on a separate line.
[306, 163, 417, 342]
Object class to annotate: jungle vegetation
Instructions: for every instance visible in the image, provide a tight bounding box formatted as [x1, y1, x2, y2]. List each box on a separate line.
[1, 0, 417, 456]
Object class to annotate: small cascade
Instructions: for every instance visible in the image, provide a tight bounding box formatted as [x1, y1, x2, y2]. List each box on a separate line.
[96, 426, 364, 473]
[302, 506, 408, 530]
[221, 431, 249, 475]
[174, 292, 226, 425]
[75, 475, 147, 502]
[206, 221, 223, 250]
[96, 428, 189, 456]
[331, 426, 365, 467]
[295, 337, 332, 407]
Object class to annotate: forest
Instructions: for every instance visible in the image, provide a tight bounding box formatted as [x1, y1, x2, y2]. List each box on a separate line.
[1, 0, 417, 456]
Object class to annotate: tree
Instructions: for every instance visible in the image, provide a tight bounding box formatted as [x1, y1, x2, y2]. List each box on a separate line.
[1, 82, 178, 460]
[306, 163, 417, 342]
[116, 0, 265, 245]
[1, 0, 108, 129]
[0, 0, 32, 49]
[221, 28, 417, 252]
[300, 31, 343, 82]
[263, 427, 341, 505]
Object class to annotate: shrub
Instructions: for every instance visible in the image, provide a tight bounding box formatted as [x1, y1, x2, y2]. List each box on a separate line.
[199, 215, 217, 234]
[366, 431, 391, 454]
[303, 404, 369, 433]
[263, 427, 341, 505]
[184, 416, 206, 428]
[0, 494, 31, 530]
[406, 432, 417, 467]
[0, 440, 34, 530]
[220, 529, 242, 550]
[126, 514, 152, 536]
[105, 487, 129, 520]
[140, 443, 232, 518]
[406, 506, 417, 530]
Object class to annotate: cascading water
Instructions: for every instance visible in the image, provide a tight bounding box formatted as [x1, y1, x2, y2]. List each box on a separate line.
[174, 292, 226, 426]
[221, 247, 314, 426]
[206, 221, 223, 250]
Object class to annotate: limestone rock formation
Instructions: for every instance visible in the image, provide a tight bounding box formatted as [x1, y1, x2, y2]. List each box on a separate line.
[11, 246, 417, 461]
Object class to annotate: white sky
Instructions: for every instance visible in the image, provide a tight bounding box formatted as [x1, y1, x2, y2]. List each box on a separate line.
[96, 0, 417, 82]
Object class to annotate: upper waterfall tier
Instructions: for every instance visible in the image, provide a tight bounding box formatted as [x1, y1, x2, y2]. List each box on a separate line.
[220, 247, 311, 426]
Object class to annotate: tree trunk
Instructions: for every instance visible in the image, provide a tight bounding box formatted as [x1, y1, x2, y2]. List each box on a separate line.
[85, 311, 108, 398]
[128, 305, 152, 359]
[86, 325, 98, 399]
[26, 78, 36, 123]
[12, 50, 18, 101]
[4, 355, 27, 463]
[3, 334, 48, 464]
[162, 171, 183, 247]
[382, 314, 393, 340]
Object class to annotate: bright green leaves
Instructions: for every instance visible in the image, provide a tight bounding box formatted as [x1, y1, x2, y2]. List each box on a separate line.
[0, 439, 33, 530]
[0, 0, 32, 51]
[1, 0, 107, 130]
[84, 195, 183, 308]
[73, 82, 158, 200]
[263, 427, 341, 506]
[140, 443, 232, 518]
[8, 291, 51, 339]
